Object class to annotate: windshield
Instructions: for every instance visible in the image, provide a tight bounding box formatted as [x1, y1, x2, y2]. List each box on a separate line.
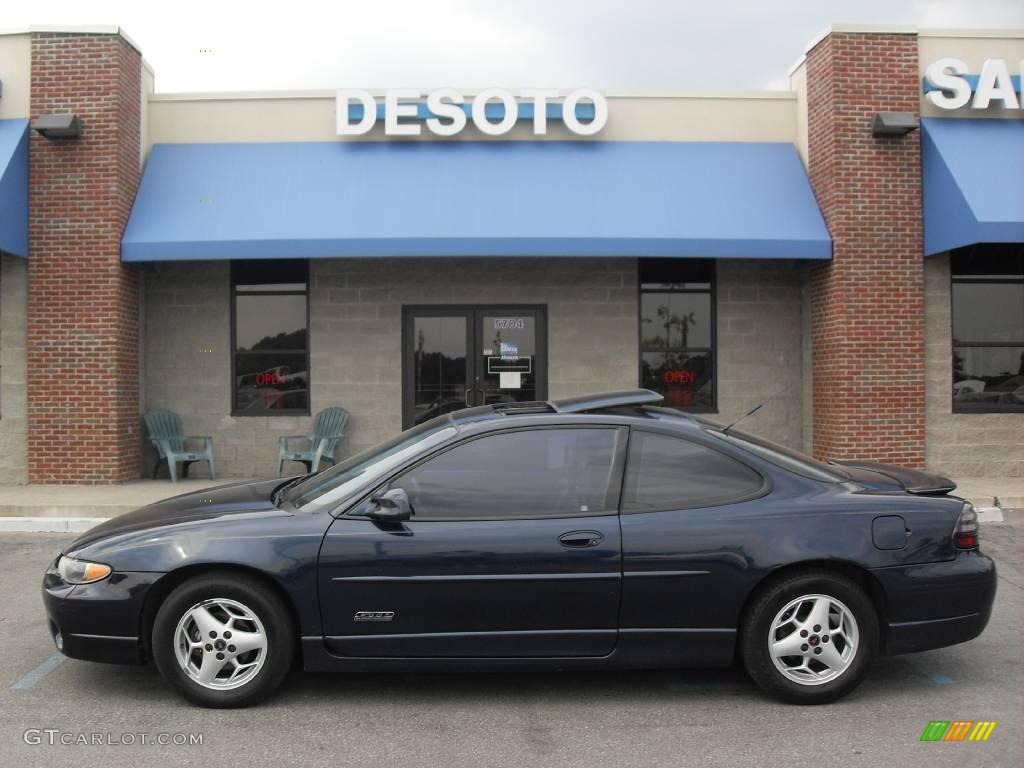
[285, 416, 457, 509]
[708, 427, 849, 483]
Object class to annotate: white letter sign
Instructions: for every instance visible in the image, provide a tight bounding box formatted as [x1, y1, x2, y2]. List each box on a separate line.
[336, 88, 609, 136]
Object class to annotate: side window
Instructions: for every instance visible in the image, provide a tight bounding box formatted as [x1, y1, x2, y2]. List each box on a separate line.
[392, 428, 622, 520]
[622, 431, 763, 513]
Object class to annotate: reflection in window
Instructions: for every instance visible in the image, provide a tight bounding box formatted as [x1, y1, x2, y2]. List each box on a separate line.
[622, 431, 763, 512]
[232, 260, 309, 415]
[639, 259, 715, 410]
[393, 428, 621, 519]
[951, 245, 1024, 413]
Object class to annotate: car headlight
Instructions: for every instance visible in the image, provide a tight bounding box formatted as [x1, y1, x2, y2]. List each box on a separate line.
[57, 555, 112, 584]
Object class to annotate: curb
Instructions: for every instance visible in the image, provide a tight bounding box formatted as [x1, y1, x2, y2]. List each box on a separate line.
[975, 507, 1004, 523]
[0, 517, 110, 533]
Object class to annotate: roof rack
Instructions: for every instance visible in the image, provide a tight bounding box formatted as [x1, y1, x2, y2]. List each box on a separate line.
[550, 389, 664, 414]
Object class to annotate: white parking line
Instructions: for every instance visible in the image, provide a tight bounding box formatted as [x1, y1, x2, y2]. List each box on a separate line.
[11, 654, 66, 690]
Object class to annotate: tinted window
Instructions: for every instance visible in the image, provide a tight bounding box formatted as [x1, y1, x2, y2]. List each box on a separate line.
[393, 428, 621, 520]
[639, 259, 715, 410]
[622, 431, 763, 512]
[232, 260, 309, 415]
[951, 245, 1024, 413]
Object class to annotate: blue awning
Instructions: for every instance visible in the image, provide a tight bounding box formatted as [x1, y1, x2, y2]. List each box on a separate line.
[922, 118, 1024, 256]
[122, 140, 831, 262]
[0, 118, 29, 258]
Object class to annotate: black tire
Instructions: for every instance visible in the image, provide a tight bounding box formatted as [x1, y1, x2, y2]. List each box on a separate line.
[151, 572, 295, 708]
[740, 570, 878, 704]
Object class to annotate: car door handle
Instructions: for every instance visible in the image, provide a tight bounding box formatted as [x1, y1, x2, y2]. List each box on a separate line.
[559, 530, 603, 548]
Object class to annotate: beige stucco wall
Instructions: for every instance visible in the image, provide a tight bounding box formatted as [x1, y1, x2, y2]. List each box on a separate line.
[0, 33, 31, 120]
[924, 253, 1024, 480]
[142, 258, 804, 477]
[918, 31, 1024, 120]
[0, 254, 28, 483]
[145, 91, 798, 154]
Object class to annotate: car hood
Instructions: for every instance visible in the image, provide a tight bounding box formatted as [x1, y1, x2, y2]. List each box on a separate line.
[67, 477, 291, 551]
[831, 460, 957, 495]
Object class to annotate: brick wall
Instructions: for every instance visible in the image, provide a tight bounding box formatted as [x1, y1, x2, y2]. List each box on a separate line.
[805, 32, 926, 467]
[27, 32, 143, 482]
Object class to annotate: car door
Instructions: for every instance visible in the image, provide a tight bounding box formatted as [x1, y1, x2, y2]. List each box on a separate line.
[318, 425, 626, 658]
[617, 428, 769, 656]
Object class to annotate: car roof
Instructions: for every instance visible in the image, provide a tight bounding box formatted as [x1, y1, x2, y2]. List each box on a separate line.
[447, 389, 716, 433]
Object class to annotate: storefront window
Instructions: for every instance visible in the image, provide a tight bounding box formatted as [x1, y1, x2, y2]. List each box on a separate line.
[231, 260, 309, 415]
[951, 245, 1024, 413]
[639, 259, 715, 410]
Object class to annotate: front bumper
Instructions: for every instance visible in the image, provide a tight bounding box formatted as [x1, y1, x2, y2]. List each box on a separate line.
[42, 561, 162, 665]
[871, 551, 997, 655]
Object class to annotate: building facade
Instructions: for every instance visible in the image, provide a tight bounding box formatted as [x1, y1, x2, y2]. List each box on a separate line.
[0, 24, 1021, 484]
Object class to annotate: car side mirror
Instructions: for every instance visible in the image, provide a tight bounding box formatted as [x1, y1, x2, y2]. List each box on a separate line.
[366, 488, 412, 522]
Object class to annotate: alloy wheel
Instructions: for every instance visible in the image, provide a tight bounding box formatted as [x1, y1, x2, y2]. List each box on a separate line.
[767, 593, 859, 686]
[173, 598, 268, 690]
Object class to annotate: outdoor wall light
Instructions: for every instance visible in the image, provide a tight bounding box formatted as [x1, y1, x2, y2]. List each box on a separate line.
[871, 112, 919, 138]
[32, 113, 83, 140]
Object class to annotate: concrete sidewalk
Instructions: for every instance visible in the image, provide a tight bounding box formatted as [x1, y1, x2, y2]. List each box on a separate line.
[953, 477, 1024, 510]
[0, 477, 257, 519]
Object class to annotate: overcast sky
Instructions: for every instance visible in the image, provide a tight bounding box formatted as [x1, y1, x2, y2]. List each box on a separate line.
[4, 0, 1022, 93]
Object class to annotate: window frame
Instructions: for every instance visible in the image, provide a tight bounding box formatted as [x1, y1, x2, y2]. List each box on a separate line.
[950, 248, 1024, 415]
[358, 424, 629, 522]
[637, 259, 718, 413]
[230, 260, 311, 417]
[620, 427, 770, 515]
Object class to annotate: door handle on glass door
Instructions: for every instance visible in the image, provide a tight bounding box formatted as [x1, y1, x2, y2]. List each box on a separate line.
[558, 530, 603, 548]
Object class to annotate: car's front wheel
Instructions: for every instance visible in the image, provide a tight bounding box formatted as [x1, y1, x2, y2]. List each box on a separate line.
[740, 570, 878, 704]
[152, 573, 294, 708]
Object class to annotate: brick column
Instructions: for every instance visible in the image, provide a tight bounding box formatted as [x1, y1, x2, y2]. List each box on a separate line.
[805, 32, 926, 468]
[27, 32, 142, 482]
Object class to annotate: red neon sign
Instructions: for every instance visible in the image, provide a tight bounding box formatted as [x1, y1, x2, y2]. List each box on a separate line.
[663, 369, 696, 385]
[256, 372, 281, 386]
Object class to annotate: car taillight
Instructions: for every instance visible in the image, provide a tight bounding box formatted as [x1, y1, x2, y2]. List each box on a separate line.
[953, 502, 979, 550]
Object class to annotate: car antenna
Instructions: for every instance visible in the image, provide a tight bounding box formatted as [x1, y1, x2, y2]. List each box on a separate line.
[723, 402, 766, 434]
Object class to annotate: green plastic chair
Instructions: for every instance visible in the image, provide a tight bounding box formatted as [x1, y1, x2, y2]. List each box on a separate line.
[143, 410, 215, 483]
[278, 407, 349, 475]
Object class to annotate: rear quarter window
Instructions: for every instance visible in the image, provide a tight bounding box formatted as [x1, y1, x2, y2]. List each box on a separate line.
[622, 430, 765, 513]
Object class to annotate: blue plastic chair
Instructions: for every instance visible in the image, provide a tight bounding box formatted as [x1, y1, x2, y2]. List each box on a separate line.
[144, 410, 215, 483]
[278, 407, 349, 475]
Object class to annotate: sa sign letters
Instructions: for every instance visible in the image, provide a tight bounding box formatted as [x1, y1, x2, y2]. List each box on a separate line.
[924, 58, 1023, 110]
[336, 88, 608, 137]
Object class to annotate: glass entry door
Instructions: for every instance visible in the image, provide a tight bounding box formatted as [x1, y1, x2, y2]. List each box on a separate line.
[403, 306, 547, 428]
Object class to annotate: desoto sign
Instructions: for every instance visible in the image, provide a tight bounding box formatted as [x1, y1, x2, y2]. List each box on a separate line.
[336, 88, 608, 137]
[923, 58, 1023, 110]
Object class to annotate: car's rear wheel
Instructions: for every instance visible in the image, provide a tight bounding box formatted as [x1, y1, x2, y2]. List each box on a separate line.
[740, 570, 878, 704]
[152, 573, 294, 708]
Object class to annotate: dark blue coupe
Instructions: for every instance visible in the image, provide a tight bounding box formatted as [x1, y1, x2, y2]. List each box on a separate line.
[42, 390, 996, 707]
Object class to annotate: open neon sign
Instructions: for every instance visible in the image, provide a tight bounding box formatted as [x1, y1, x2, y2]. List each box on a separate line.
[663, 370, 696, 385]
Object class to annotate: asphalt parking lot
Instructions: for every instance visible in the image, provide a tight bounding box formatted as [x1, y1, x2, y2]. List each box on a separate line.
[2, 520, 1021, 768]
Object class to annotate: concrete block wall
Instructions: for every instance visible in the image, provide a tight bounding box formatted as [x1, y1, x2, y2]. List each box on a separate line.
[716, 259, 804, 450]
[925, 253, 1024, 479]
[142, 257, 806, 478]
[0, 254, 28, 483]
[143, 258, 639, 477]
